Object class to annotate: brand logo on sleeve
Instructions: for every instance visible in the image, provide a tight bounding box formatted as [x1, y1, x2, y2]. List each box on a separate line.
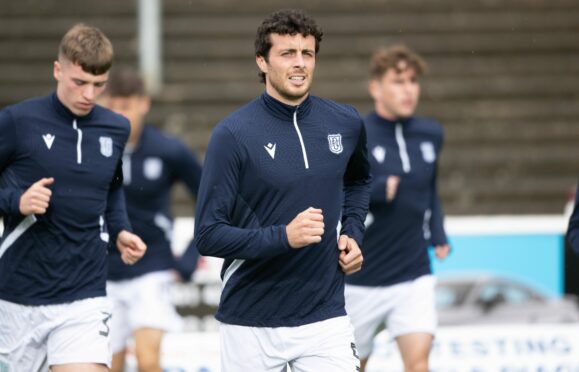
[99, 137, 113, 157]
[42, 133, 55, 149]
[264, 143, 276, 159]
[327, 134, 343, 154]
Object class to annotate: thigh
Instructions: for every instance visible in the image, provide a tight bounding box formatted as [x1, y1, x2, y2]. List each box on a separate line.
[344, 285, 392, 359]
[290, 317, 360, 372]
[396, 332, 433, 369]
[107, 280, 131, 354]
[0, 299, 49, 372]
[388, 275, 437, 339]
[47, 297, 113, 369]
[219, 323, 287, 372]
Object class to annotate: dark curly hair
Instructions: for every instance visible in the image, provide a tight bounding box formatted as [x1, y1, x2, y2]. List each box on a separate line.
[254, 9, 323, 83]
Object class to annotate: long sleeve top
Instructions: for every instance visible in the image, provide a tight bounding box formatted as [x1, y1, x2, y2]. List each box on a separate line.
[194, 93, 371, 327]
[107, 125, 202, 281]
[0, 93, 131, 305]
[346, 112, 448, 287]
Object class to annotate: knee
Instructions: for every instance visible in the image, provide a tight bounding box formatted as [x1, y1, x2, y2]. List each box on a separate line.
[136, 354, 161, 372]
[405, 359, 428, 372]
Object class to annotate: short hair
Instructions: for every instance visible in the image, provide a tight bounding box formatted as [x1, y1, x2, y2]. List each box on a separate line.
[254, 9, 324, 83]
[105, 67, 146, 97]
[58, 23, 114, 75]
[369, 44, 428, 80]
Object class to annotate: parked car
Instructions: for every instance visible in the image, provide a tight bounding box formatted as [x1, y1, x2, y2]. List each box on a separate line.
[436, 273, 579, 325]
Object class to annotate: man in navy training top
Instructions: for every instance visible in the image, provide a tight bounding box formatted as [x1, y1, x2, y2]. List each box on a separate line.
[100, 67, 202, 372]
[566, 185, 579, 255]
[0, 24, 146, 372]
[194, 8, 372, 372]
[345, 44, 451, 372]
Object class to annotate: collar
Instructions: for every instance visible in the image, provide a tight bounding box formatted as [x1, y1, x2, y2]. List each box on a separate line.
[260, 92, 313, 121]
[51, 91, 95, 122]
[369, 111, 413, 128]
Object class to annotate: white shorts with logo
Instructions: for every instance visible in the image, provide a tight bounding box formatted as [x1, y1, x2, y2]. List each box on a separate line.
[345, 274, 437, 359]
[106, 270, 183, 353]
[0, 296, 112, 371]
[220, 316, 360, 372]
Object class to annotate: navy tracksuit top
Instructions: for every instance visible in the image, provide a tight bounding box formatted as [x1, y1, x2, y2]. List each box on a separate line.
[0, 93, 131, 305]
[107, 125, 202, 281]
[566, 185, 579, 255]
[194, 92, 371, 327]
[346, 112, 448, 287]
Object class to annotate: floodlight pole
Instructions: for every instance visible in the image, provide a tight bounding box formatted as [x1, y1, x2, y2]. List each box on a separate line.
[138, 0, 162, 95]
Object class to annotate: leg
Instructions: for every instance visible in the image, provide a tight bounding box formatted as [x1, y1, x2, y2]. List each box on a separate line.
[359, 357, 369, 372]
[396, 332, 432, 372]
[133, 328, 163, 372]
[110, 349, 126, 372]
[51, 363, 108, 372]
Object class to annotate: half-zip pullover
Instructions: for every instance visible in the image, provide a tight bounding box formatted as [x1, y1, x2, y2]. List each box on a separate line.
[107, 125, 202, 281]
[346, 112, 448, 287]
[194, 92, 371, 327]
[0, 92, 132, 305]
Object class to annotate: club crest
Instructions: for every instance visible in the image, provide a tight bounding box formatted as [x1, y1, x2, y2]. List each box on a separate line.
[144, 157, 163, 180]
[420, 141, 436, 163]
[99, 136, 113, 157]
[327, 134, 343, 154]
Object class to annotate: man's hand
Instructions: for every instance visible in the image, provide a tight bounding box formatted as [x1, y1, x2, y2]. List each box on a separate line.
[435, 244, 450, 260]
[286, 207, 325, 248]
[116, 230, 147, 265]
[386, 175, 400, 202]
[19, 177, 54, 215]
[338, 235, 363, 275]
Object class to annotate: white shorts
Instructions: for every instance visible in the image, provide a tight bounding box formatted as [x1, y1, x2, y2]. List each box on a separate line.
[0, 296, 112, 371]
[220, 316, 360, 372]
[345, 274, 437, 359]
[106, 270, 183, 353]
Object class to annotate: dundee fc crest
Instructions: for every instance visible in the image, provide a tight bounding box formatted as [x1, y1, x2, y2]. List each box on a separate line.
[99, 136, 113, 157]
[327, 134, 343, 154]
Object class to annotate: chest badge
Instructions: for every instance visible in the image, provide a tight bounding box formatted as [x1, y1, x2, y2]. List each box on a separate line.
[327, 134, 343, 154]
[42, 133, 55, 149]
[372, 146, 386, 164]
[264, 142, 276, 159]
[144, 157, 163, 180]
[99, 136, 113, 157]
[420, 141, 436, 163]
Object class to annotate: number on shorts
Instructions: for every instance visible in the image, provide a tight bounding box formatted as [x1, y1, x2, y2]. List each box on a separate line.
[99, 311, 112, 337]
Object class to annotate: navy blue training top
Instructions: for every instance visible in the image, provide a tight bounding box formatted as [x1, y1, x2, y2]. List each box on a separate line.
[346, 112, 448, 287]
[0, 93, 131, 305]
[107, 125, 202, 281]
[194, 93, 371, 327]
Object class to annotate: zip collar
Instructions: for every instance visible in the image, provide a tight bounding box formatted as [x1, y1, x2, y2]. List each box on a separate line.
[261, 92, 313, 121]
[368, 111, 412, 129]
[51, 91, 95, 122]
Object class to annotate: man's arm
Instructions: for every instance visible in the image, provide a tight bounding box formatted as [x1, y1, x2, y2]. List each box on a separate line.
[566, 185, 579, 255]
[194, 125, 292, 260]
[340, 123, 372, 246]
[106, 160, 146, 264]
[0, 110, 25, 216]
[339, 121, 372, 275]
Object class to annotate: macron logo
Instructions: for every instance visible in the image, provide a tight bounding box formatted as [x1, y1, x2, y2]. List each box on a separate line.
[42, 134, 55, 149]
[264, 143, 276, 159]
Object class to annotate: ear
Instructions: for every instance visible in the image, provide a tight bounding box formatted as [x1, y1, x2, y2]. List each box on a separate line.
[368, 79, 380, 101]
[53, 60, 61, 82]
[256, 55, 268, 74]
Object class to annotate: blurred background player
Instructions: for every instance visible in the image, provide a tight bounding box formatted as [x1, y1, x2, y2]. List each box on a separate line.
[345, 44, 451, 372]
[0, 24, 146, 372]
[100, 67, 202, 372]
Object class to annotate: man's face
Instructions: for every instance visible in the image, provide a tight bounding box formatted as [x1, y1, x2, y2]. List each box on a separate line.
[100, 95, 150, 137]
[369, 61, 421, 120]
[256, 33, 316, 105]
[53, 58, 109, 116]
